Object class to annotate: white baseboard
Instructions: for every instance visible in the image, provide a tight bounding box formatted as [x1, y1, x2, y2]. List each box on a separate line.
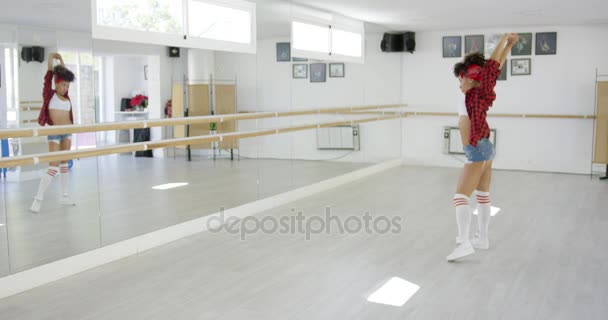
[0, 158, 402, 299]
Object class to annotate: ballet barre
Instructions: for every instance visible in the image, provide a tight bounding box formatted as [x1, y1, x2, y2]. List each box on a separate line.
[0, 104, 405, 139]
[0, 115, 400, 168]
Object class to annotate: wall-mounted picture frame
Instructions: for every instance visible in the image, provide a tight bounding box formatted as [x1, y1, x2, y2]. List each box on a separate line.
[310, 63, 326, 83]
[465, 35, 484, 54]
[498, 62, 507, 81]
[536, 32, 557, 55]
[293, 64, 308, 79]
[329, 63, 345, 78]
[511, 58, 531, 76]
[144, 65, 148, 80]
[276, 42, 291, 62]
[485, 34, 503, 55]
[443, 36, 462, 58]
[511, 33, 532, 56]
[292, 57, 308, 62]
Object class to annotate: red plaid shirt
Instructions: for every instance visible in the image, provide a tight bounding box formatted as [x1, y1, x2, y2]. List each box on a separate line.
[37, 70, 74, 126]
[465, 59, 501, 147]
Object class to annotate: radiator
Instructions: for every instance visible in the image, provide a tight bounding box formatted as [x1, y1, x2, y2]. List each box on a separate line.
[317, 125, 360, 150]
[443, 126, 497, 154]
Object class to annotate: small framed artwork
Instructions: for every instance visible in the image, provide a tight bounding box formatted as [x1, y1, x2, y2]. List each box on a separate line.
[144, 65, 148, 80]
[293, 64, 308, 79]
[511, 58, 531, 76]
[465, 35, 484, 54]
[443, 36, 462, 58]
[511, 33, 532, 56]
[329, 63, 345, 78]
[498, 62, 507, 81]
[310, 63, 326, 83]
[536, 32, 557, 55]
[485, 34, 503, 55]
[276, 42, 291, 62]
[292, 57, 308, 62]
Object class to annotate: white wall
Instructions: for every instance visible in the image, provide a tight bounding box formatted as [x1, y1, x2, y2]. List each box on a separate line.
[93, 39, 188, 121]
[93, 40, 188, 153]
[112, 56, 148, 111]
[401, 25, 608, 174]
[214, 31, 404, 163]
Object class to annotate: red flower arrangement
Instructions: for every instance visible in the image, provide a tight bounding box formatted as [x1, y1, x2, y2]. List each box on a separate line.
[130, 94, 148, 108]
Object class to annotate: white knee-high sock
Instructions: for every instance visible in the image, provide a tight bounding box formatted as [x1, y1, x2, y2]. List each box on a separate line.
[34, 166, 59, 201]
[453, 194, 472, 242]
[476, 191, 491, 239]
[60, 163, 69, 196]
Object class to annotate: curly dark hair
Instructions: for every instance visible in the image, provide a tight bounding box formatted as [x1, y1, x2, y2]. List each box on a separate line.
[453, 52, 487, 77]
[463, 52, 486, 68]
[453, 62, 467, 77]
[53, 65, 75, 82]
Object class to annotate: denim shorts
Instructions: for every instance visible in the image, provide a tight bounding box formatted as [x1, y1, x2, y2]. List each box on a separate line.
[464, 138, 495, 163]
[48, 134, 72, 143]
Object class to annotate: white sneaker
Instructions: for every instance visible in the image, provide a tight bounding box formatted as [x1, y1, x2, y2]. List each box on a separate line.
[446, 241, 475, 262]
[59, 195, 76, 206]
[471, 237, 489, 250]
[30, 199, 42, 213]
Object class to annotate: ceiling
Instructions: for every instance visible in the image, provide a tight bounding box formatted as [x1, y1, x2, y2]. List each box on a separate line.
[291, 0, 608, 31]
[0, 0, 606, 38]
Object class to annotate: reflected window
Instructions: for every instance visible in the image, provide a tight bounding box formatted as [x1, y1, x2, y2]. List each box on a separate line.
[59, 51, 99, 149]
[331, 28, 363, 58]
[367, 277, 420, 307]
[292, 21, 330, 54]
[188, 0, 252, 44]
[96, 0, 183, 34]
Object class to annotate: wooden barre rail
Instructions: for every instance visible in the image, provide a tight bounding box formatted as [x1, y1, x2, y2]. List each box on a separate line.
[0, 104, 404, 139]
[325, 110, 599, 119]
[404, 111, 597, 119]
[0, 115, 400, 168]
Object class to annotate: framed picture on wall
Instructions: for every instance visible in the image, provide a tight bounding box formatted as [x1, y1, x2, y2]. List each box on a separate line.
[443, 36, 462, 58]
[511, 58, 531, 76]
[292, 57, 308, 62]
[310, 63, 326, 83]
[276, 42, 291, 62]
[498, 62, 507, 81]
[511, 33, 532, 55]
[536, 32, 557, 55]
[293, 64, 308, 79]
[329, 63, 345, 78]
[485, 34, 503, 55]
[465, 35, 484, 54]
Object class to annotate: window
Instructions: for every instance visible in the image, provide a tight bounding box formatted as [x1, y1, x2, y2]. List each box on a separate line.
[92, 0, 256, 53]
[95, 0, 182, 34]
[188, 0, 252, 44]
[4, 47, 18, 124]
[331, 28, 363, 58]
[60, 51, 98, 149]
[291, 15, 364, 63]
[292, 21, 330, 54]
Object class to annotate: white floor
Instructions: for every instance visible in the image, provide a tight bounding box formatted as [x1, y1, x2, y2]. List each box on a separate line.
[0, 166, 606, 319]
[0, 156, 368, 275]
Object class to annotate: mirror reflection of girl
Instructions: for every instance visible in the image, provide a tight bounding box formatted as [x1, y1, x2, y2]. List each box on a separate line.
[447, 33, 519, 261]
[30, 53, 76, 213]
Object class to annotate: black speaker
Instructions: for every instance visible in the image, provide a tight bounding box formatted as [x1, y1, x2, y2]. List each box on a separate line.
[21, 47, 33, 62]
[31, 46, 45, 63]
[381, 33, 404, 52]
[120, 98, 132, 111]
[381, 32, 415, 53]
[404, 32, 416, 53]
[168, 47, 180, 58]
